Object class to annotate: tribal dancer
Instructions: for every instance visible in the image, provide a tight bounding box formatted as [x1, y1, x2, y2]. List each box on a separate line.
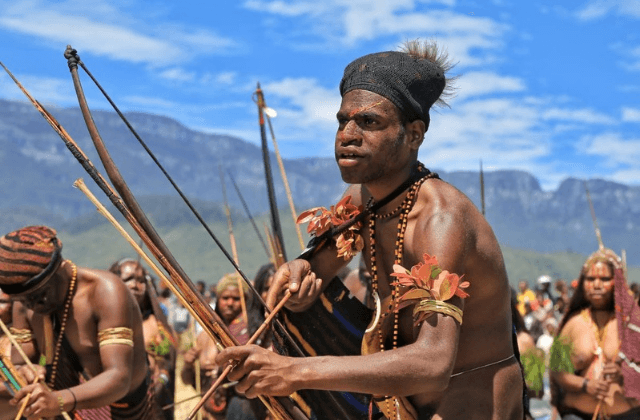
[0, 225, 164, 420]
[550, 248, 640, 419]
[110, 258, 177, 420]
[216, 40, 524, 419]
[182, 273, 265, 420]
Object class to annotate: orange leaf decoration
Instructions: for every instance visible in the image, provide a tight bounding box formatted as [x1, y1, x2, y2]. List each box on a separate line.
[297, 195, 364, 260]
[390, 253, 469, 325]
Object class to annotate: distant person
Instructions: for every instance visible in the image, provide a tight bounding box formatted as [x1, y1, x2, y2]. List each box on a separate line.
[109, 258, 177, 420]
[554, 279, 570, 316]
[537, 274, 557, 306]
[196, 280, 210, 303]
[550, 248, 640, 419]
[518, 280, 537, 316]
[248, 263, 275, 349]
[512, 288, 543, 407]
[182, 274, 263, 420]
[536, 317, 558, 356]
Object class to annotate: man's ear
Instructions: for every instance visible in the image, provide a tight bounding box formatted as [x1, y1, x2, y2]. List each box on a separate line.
[406, 119, 425, 150]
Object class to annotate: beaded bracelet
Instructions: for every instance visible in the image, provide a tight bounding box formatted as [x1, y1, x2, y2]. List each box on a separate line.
[57, 395, 65, 414]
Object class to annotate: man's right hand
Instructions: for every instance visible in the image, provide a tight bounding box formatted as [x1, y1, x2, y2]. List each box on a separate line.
[266, 260, 323, 312]
[16, 364, 45, 385]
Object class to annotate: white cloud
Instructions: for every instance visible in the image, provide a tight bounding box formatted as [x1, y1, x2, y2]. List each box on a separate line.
[622, 107, 640, 122]
[0, 70, 77, 105]
[576, 0, 640, 20]
[200, 72, 238, 86]
[158, 68, 196, 83]
[582, 132, 640, 167]
[454, 71, 526, 101]
[0, 0, 237, 67]
[541, 108, 615, 124]
[263, 77, 341, 126]
[609, 168, 640, 185]
[243, 0, 507, 63]
[123, 95, 179, 111]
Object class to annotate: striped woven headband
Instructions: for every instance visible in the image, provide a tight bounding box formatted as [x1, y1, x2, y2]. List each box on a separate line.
[0, 226, 63, 295]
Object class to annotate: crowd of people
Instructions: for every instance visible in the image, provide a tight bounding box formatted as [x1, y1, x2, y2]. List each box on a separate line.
[0, 38, 638, 420]
[514, 256, 640, 420]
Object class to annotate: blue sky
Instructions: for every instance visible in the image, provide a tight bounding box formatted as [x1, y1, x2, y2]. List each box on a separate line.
[1, 0, 639, 191]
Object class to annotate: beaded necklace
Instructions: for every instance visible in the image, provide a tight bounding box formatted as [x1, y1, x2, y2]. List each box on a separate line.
[581, 308, 615, 356]
[367, 172, 432, 418]
[48, 260, 78, 388]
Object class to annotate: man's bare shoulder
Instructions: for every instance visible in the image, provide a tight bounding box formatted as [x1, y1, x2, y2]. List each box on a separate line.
[419, 177, 481, 218]
[78, 267, 134, 307]
[343, 184, 363, 205]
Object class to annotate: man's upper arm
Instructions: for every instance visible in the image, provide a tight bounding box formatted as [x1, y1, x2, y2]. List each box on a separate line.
[419, 207, 469, 278]
[10, 301, 38, 364]
[92, 277, 136, 372]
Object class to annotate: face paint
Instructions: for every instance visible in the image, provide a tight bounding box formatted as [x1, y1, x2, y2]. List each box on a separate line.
[583, 261, 614, 309]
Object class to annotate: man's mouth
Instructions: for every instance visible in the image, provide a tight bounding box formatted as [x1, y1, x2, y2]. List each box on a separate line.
[337, 150, 364, 165]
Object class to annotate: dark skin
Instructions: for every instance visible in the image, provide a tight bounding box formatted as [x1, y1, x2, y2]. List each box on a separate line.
[7, 259, 148, 419]
[216, 90, 523, 419]
[116, 261, 175, 400]
[551, 262, 639, 415]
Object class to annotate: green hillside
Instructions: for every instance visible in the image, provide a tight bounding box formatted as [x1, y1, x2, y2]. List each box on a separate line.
[55, 209, 639, 289]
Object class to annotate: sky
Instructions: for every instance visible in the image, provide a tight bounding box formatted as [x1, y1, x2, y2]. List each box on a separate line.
[0, 0, 639, 191]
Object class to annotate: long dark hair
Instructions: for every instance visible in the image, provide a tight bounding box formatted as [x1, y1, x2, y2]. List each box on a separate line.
[248, 263, 276, 344]
[109, 258, 153, 314]
[557, 258, 616, 334]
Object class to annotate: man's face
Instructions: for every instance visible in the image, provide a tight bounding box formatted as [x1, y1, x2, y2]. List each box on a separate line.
[518, 281, 527, 293]
[217, 286, 242, 324]
[335, 90, 412, 186]
[13, 271, 65, 314]
[119, 262, 147, 307]
[583, 261, 614, 310]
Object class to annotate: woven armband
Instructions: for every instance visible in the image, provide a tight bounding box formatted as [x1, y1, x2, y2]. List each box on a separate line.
[413, 299, 464, 325]
[98, 327, 134, 348]
[9, 327, 34, 343]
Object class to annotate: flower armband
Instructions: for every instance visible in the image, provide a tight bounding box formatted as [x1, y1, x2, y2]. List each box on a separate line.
[296, 195, 364, 260]
[390, 253, 469, 326]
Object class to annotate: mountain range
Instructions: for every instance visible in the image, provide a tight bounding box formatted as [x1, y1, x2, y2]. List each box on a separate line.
[1, 98, 639, 267]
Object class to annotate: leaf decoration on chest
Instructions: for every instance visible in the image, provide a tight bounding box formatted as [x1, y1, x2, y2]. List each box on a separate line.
[296, 195, 364, 260]
[390, 253, 469, 326]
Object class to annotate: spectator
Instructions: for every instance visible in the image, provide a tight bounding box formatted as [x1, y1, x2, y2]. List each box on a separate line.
[518, 279, 537, 316]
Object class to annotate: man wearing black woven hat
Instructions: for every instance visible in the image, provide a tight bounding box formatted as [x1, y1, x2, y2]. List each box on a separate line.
[216, 40, 525, 419]
[0, 225, 163, 420]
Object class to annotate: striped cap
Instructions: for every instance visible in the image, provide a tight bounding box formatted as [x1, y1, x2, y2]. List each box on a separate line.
[0, 226, 62, 295]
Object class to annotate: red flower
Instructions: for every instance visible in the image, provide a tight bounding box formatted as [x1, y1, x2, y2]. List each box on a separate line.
[297, 196, 364, 260]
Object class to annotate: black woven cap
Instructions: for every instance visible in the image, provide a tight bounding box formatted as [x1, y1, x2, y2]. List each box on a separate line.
[339, 51, 445, 126]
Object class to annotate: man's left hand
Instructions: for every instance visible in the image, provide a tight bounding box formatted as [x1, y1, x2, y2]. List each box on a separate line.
[215, 345, 299, 398]
[10, 383, 63, 419]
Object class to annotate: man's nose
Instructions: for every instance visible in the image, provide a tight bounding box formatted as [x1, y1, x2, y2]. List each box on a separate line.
[338, 120, 361, 144]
